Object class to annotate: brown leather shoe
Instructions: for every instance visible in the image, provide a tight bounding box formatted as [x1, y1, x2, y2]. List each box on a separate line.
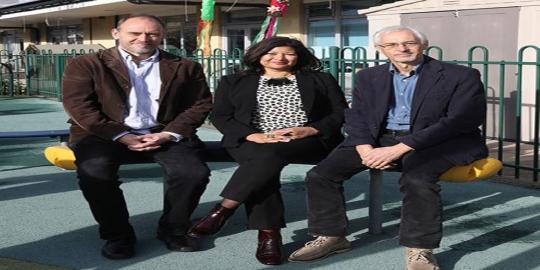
[188, 203, 235, 238]
[256, 230, 282, 265]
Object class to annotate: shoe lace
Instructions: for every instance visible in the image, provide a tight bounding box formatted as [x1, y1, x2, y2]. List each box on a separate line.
[305, 236, 330, 247]
[408, 249, 434, 264]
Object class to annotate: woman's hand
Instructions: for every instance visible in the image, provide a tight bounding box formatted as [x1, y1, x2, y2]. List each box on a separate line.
[270, 127, 319, 140]
[246, 133, 291, 144]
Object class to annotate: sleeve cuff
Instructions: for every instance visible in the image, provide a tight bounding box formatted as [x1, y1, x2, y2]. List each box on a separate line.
[112, 131, 131, 141]
[163, 131, 183, 142]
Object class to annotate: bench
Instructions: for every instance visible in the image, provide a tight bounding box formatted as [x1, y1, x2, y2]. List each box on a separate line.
[0, 129, 70, 139]
[4, 129, 502, 235]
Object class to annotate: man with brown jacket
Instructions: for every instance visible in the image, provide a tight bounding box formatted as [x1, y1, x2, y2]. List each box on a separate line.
[62, 14, 212, 259]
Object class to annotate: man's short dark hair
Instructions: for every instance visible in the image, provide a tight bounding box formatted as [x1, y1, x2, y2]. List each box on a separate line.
[116, 14, 166, 31]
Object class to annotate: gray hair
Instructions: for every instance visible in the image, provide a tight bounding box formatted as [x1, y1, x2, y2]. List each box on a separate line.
[373, 26, 428, 47]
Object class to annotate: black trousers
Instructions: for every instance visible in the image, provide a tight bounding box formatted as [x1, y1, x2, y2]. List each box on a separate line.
[71, 135, 210, 240]
[221, 136, 331, 230]
[306, 134, 453, 249]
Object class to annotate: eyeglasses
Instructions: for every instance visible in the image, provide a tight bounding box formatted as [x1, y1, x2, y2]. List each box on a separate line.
[377, 41, 420, 49]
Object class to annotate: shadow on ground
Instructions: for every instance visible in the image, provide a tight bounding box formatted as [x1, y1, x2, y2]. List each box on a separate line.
[2, 165, 540, 269]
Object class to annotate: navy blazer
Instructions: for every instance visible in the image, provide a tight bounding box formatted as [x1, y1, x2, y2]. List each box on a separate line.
[210, 71, 347, 149]
[343, 56, 488, 165]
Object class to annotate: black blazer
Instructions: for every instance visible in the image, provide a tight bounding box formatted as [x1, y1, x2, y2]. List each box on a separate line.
[343, 56, 488, 165]
[210, 71, 347, 149]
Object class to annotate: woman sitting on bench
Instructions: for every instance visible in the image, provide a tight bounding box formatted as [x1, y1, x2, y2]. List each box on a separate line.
[188, 37, 347, 265]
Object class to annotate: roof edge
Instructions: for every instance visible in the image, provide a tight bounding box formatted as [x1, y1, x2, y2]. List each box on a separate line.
[0, 0, 95, 15]
[357, 0, 425, 15]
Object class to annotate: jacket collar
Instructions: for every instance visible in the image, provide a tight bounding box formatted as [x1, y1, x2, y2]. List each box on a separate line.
[101, 47, 130, 94]
[157, 50, 183, 103]
[100, 47, 183, 101]
[370, 55, 443, 125]
[410, 56, 443, 124]
[371, 64, 393, 124]
[295, 72, 315, 114]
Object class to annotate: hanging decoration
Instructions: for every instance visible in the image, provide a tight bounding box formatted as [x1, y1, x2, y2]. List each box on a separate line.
[252, 0, 290, 44]
[197, 0, 215, 56]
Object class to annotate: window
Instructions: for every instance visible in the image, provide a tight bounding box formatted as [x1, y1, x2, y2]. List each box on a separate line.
[342, 18, 368, 48]
[162, 15, 197, 55]
[222, 8, 265, 53]
[306, 1, 370, 57]
[1, 30, 23, 52]
[47, 25, 83, 44]
[307, 4, 333, 18]
[224, 8, 266, 24]
[224, 27, 260, 53]
[307, 20, 336, 57]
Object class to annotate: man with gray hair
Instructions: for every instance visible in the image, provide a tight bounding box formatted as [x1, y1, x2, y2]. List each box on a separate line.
[289, 26, 487, 270]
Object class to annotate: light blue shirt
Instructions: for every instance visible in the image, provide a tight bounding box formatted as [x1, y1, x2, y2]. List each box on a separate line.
[385, 64, 422, 130]
[114, 48, 181, 142]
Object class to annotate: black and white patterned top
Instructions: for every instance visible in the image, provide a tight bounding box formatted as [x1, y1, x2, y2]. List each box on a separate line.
[251, 76, 308, 133]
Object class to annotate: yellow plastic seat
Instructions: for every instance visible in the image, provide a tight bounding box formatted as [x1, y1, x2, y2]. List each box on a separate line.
[44, 145, 77, 170]
[440, 157, 502, 182]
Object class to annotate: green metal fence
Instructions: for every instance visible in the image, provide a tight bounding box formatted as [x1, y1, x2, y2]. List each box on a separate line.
[0, 50, 27, 96]
[1, 46, 539, 182]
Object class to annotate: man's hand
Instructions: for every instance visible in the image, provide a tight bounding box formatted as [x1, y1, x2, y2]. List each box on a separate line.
[355, 144, 374, 161]
[270, 127, 319, 140]
[118, 132, 173, 151]
[361, 143, 413, 169]
[118, 133, 144, 147]
[246, 133, 291, 144]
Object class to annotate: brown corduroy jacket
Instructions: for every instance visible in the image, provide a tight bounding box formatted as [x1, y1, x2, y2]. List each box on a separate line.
[61, 47, 212, 142]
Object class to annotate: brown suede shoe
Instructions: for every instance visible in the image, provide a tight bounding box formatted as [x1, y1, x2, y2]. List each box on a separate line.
[406, 248, 440, 270]
[256, 230, 283, 265]
[288, 236, 351, 262]
[188, 203, 235, 238]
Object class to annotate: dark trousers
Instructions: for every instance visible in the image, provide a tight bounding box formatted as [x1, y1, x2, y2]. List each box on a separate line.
[306, 134, 453, 249]
[221, 136, 331, 230]
[71, 135, 210, 240]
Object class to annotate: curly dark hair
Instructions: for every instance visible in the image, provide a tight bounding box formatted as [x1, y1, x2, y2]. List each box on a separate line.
[242, 36, 321, 74]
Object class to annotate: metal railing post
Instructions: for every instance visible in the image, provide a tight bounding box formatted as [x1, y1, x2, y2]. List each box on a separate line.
[328, 46, 339, 79]
[54, 54, 62, 101]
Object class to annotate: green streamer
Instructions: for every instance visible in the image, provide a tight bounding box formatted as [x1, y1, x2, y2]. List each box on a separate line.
[200, 0, 215, 21]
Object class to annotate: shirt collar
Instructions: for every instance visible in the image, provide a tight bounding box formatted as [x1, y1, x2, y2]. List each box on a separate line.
[389, 62, 423, 76]
[118, 47, 160, 63]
